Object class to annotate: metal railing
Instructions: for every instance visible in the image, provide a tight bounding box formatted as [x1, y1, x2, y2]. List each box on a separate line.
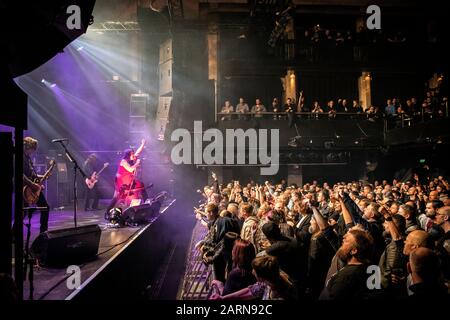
[217, 110, 449, 128]
[179, 221, 213, 300]
[217, 111, 375, 122]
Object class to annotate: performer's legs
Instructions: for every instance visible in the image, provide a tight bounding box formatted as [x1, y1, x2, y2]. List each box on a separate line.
[105, 192, 118, 220]
[36, 193, 49, 233]
[91, 186, 100, 210]
[84, 187, 91, 210]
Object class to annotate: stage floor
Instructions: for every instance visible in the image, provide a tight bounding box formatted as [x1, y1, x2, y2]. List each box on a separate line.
[19, 199, 175, 300]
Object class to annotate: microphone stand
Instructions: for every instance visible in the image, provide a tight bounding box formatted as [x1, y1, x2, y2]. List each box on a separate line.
[54, 141, 87, 228]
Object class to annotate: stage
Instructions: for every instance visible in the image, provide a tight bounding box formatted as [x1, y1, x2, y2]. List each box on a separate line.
[21, 198, 178, 300]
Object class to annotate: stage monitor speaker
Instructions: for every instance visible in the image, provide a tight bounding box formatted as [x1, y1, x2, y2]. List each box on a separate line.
[31, 224, 101, 267]
[122, 200, 163, 225]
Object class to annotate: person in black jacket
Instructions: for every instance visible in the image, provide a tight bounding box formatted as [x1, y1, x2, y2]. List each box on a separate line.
[319, 229, 374, 300]
[307, 206, 338, 299]
[378, 210, 407, 295]
[261, 222, 302, 289]
[200, 203, 240, 282]
[408, 247, 448, 299]
[339, 192, 385, 262]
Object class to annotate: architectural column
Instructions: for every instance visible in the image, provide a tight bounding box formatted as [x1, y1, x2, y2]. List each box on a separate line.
[282, 69, 297, 104]
[287, 165, 302, 187]
[207, 24, 219, 121]
[358, 72, 372, 110]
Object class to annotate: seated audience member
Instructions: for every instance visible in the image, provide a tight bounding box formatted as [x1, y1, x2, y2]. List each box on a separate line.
[271, 98, 281, 119]
[220, 100, 234, 120]
[251, 99, 266, 118]
[352, 100, 363, 113]
[235, 97, 249, 119]
[311, 101, 323, 114]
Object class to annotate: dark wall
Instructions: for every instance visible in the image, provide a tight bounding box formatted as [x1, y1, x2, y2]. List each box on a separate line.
[298, 71, 359, 107]
[371, 72, 427, 108]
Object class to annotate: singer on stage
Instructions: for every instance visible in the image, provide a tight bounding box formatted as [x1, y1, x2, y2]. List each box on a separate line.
[105, 139, 147, 217]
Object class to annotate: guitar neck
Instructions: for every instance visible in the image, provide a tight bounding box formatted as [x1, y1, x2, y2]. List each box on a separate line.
[95, 164, 109, 176]
[40, 167, 54, 182]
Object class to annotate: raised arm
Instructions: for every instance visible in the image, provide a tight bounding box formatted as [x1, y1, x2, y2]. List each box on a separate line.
[338, 196, 354, 226]
[341, 192, 370, 230]
[379, 206, 401, 241]
[311, 206, 329, 231]
[134, 139, 146, 158]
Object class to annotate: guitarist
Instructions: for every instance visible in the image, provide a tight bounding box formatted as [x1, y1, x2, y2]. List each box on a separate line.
[105, 139, 147, 217]
[83, 153, 100, 211]
[23, 137, 49, 233]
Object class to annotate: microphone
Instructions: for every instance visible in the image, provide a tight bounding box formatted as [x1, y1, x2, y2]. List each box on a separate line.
[52, 138, 68, 143]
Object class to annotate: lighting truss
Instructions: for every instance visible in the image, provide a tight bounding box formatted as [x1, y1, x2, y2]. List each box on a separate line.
[88, 21, 141, 32]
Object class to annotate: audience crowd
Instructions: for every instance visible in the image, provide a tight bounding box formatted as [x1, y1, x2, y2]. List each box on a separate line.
[193, 172, 450, 300]
[219, 90, 447, 123]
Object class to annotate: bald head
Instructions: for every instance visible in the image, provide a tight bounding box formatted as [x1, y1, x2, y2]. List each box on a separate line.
[439, 206, 450, 217]
[403, 230, 432, 256]
[409, 247, 440, 283]
[429, 190, 439, 201]
[435, 206, 450, 226]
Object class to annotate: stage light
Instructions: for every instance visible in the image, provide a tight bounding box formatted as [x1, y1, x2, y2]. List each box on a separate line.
[77, 46, 84, 51]
[112, 75, 120, 81]
[41, 79, 56, 88]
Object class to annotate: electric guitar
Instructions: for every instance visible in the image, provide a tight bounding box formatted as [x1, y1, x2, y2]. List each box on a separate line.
[23, 160, 56, 204]
[85, 162, 109, 189]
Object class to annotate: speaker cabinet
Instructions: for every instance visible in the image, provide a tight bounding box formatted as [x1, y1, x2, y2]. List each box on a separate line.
[31, 224, 101, 267]
[122, 201, 163, 225]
